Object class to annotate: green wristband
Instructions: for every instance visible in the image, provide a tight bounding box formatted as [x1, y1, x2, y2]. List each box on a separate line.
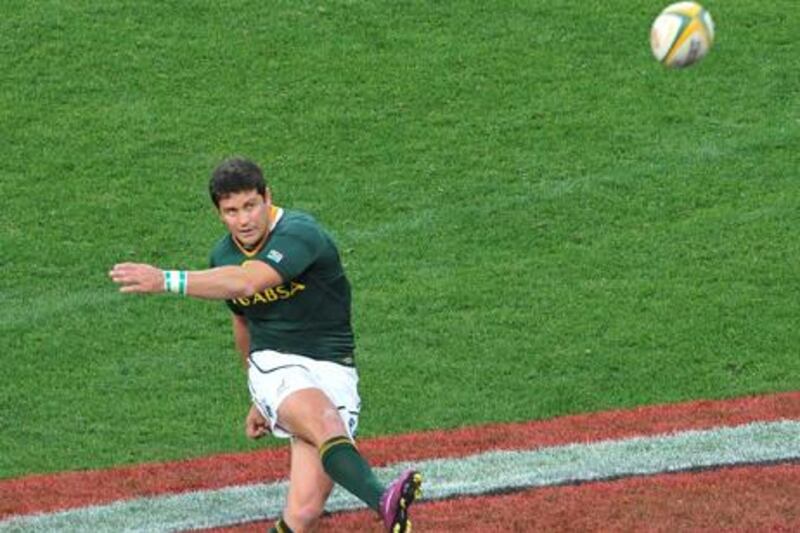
[164, 270, 188, 295]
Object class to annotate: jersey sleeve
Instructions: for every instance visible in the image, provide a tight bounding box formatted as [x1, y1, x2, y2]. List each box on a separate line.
[256, 223, 323, 281]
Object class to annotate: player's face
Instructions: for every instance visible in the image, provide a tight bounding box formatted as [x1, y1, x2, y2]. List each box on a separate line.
[217, 189, 271, 248]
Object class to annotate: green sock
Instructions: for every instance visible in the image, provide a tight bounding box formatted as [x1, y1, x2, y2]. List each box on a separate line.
[268, 517, 293, 533]
[320, 436, 385, 511]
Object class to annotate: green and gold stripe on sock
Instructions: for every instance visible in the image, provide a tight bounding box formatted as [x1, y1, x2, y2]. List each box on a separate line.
[270, 516, 293, 533]
[319, 435, 384, 511]
[319, 436, 353, 459]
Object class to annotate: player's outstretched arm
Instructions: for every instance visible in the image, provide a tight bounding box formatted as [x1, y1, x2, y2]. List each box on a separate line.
[109, 261, 282, 300]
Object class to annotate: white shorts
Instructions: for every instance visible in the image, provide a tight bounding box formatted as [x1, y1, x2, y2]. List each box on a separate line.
[247, 349, 361, 439]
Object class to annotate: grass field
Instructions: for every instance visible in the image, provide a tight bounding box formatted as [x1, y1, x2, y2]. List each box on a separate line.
[1, 0, 798, 480]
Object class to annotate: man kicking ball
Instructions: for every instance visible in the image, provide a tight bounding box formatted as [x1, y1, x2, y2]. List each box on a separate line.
[110, 157, 422, 532]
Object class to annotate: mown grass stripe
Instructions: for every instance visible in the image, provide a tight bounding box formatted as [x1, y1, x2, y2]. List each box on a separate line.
[3, 420, 798, 532]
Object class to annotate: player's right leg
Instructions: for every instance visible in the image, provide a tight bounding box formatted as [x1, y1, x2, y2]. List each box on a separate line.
[277, 436, 334, 532]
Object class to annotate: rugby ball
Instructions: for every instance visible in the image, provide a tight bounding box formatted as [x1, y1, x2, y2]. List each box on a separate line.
[650, 2, 715, 68]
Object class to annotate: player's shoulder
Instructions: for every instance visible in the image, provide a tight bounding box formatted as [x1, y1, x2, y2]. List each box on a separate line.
[210, 232, 235, 253]
[208, 233, 236, 265]
[278, 208, 319, 227]
[274, 208, 323, 236]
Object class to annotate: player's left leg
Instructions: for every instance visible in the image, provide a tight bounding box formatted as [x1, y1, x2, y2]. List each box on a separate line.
[280, 387, 423, 532]
[278, 387, 386, 510]
[250, 351, 423, 531]
[278, 436, 335, 533]
[379, 469, 423, 533]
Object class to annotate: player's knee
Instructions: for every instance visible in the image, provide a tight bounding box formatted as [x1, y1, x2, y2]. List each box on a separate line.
[319, 405, 346, 435]
[284, 501, 325, 532]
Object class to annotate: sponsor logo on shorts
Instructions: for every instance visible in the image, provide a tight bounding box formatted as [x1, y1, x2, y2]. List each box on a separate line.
[277, 378, 288, 396]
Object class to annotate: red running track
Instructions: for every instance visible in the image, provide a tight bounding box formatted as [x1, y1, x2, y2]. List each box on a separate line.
[2, 391, 799, 530]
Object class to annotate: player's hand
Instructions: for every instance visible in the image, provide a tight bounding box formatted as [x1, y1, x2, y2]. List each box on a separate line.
[109, 263, 164, 293]
[245, 403, 269, 439]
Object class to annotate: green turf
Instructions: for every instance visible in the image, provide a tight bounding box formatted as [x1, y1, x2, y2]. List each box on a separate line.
[1, 0, 798, 478]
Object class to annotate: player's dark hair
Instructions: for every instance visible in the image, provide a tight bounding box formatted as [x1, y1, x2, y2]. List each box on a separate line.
[209, 157, 267, 208]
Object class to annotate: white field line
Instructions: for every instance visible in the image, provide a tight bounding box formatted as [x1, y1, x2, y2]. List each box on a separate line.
[2, 420, 799, 532]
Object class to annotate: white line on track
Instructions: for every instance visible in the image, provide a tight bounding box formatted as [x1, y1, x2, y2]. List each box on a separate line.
[2, 420, 798, 532]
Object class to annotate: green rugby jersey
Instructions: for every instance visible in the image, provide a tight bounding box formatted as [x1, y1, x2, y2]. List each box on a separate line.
[209, 207, 355, 365]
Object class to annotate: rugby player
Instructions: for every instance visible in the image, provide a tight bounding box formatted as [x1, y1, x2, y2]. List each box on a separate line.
[109, 157, 422, 532]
